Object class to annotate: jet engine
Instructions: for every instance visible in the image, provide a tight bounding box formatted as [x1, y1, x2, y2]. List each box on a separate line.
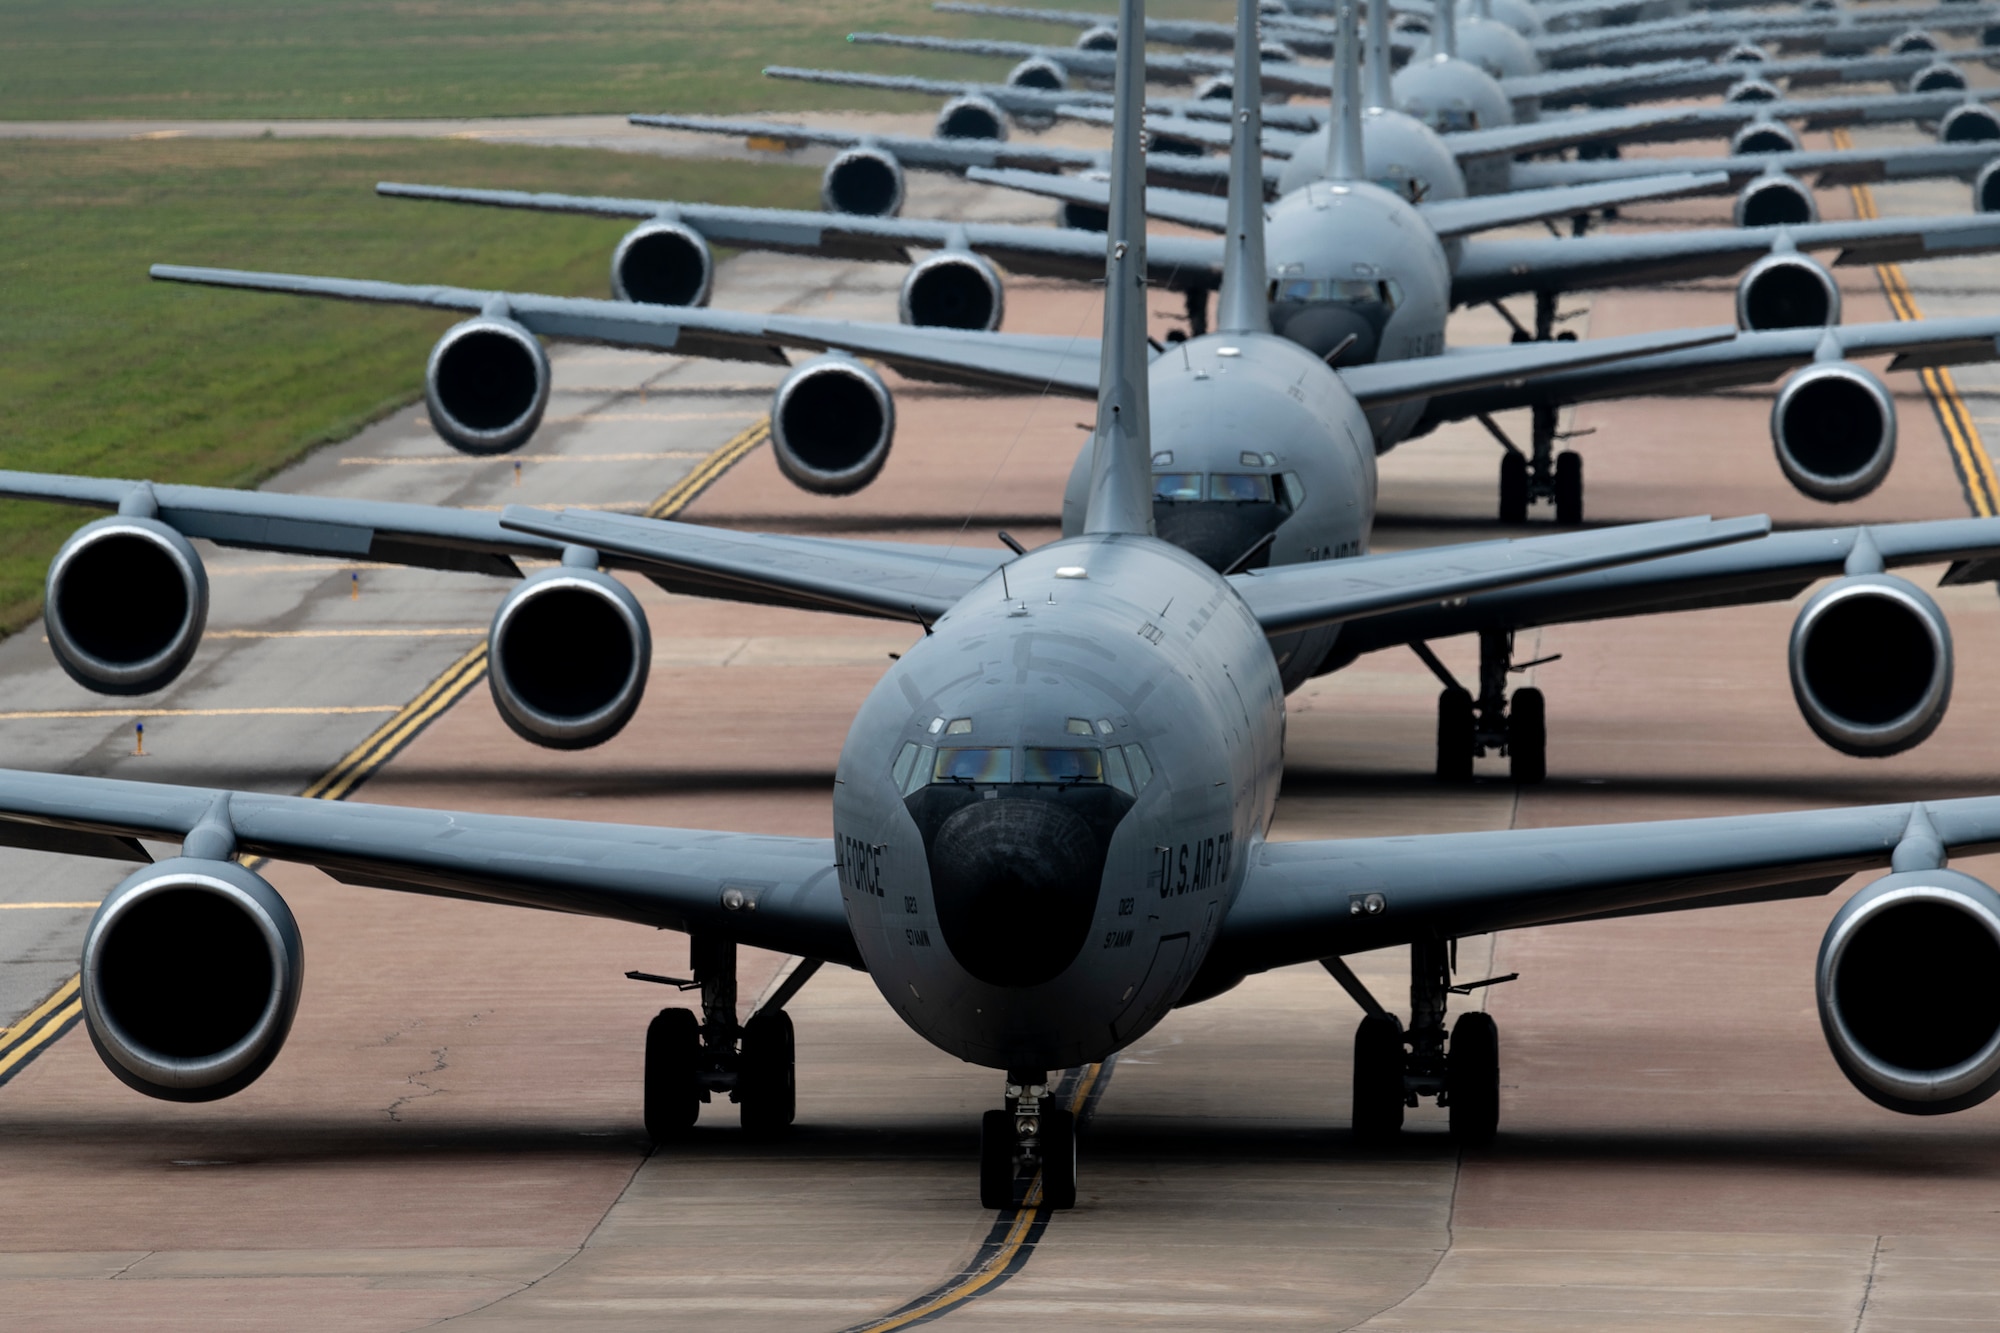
[424, 315, 552, 456]
[1938, 102, 2000, 144]
[610, 218, 714, 307]
[771, 353, 897, 495]
[1731, 119, 1804, 155]
[1789, 573, 1949, 756]
[1733, 172, 1819, 227]
[899, 251, 1005, 331]
[1060, 199, 1111, 231]
[1818, 868, 2000, 1113]
[1006, 56, 1067, 91]
[45, 516, 209, 696]
[1076, 23, 1119, 50]
[488, 566, 652, 749]
[935, 94, 1007, 142]
[1890, 28, 1941, 55]
[1772, 363, 1896, 502]
[1735, 251, 1841, 330]
[1192, 74, 1235, 102]
[1722, 40, 1768, 63]
[820, 146, 906, 217]
[1908, 60, 1968, 94]
[1978, 158, 2000, 212]
[82, 859, 303, 1102]
[1723, 77, 1783, 104]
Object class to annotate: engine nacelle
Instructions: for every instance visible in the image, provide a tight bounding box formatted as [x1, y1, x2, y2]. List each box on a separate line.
[1891, 28, 1941, 55]
[1789, 573, 1949, 757]
[82, 859, 303, 1102]
[1723, 41, 1768, 63]
[1938, 102, 2000, 144]
[1060, 198, 1110, 231]
[1724, 77, 1783, 104]
[899, 251, 1005, 331]
[1818, 869, 2000, 1113]
[820, 146, 906, 217]
[1733, 172, 1819, 228]
[935, 94, 1007, 142]
[1731, 118, 1803, 155]
[1259, 40, 1298, 64]
[1735, 251, 1841, 331]
[610, 218, 714, 307]
[1773, 363, 1896, 504]
[425, 315, 552, 456]
[46, 516, 208, 696]
[771, 354, 896, 496]
[1907, 60, 1967, 94]
[1076, 23, 1119, 51]
[488, 566, 651, 749]
[1193, 73, 1234, 102]
[1006, 56, 1067, 92]
[1977, 158, 2000, 212]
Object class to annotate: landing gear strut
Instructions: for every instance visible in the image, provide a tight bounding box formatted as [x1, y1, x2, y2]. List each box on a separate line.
[980, 1070, 1078, 1210]
[1483, 295, 1588, 525]
[634, 939, 816, 1141]
[1414, 632, 1556, 784]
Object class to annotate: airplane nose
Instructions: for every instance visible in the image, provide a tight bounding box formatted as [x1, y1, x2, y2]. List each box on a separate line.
[1153, 499, 1286, 572]
[928, 798, 1104, 988]
[1272, 303, 1378, 366]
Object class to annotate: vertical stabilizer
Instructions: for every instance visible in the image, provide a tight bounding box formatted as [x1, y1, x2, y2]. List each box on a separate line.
[1365, 0, 1392, 110]
[1082, 0, 1154, 537]
[1326, 0, 1364, 182]
[1216, 0, 1271, 337]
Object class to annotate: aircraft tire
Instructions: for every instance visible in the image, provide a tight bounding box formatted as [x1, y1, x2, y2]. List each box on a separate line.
[979, 1109, 1016, 1210]
[1040, 1107, 1079, 1209]
[644, 1007, 702, 1141]
[1499, 453, 1529, 524]
[1447, 1011, 1500, 1147]
[1436, 688, 1475, 784]
[737, 1008, 796, 1135]
[1508, 688, 1547, 785]
[1554, 451, 1583, 526]
[1352, 1012, 1407, 1144]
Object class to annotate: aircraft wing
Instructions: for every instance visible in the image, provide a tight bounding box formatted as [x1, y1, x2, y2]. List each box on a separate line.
[373, 184, 1225, 291]
[1507, 141, 2000, 195]
[1438, 106, 1708, 161]
[759, 66, 1114, 119]
[1215, 797, 2000, 976]
[1497, 59, 1712, 107]
[968, 166, 1232, 230]
[1330, 324, 1733, 409]
[149, 265, 1108, 398]
[626, 113, 1101, 174]
[498, 506, 1010, 623]
[1227, 515, 1769, 636]
[1415, 172, 1732, 239]
[0, 771, 861, 966]
[1451, 212, 2000, 306]
[1413, 317, 2000, 424]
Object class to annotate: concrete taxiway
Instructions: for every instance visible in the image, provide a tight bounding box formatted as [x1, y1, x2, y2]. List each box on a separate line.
[4, 87, 2000, 1331]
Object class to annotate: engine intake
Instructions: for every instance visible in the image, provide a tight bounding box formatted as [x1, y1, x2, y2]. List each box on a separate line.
[82, 859, 303, 1102]
[611, 219, 714, 306]
[1819, 870, 2000, 1114]
[1722, 40, 1768, 63]
[488, 567, 652, 749]
[1724, 77, 1783, 104]
[1076, 23, 1119, 51]
[425, 316, 552, 456]
[1908, 60, 1966, 93]
[1736, 252, 1840, 331]
[1731, 119, 1803, 155]
[935, 94, 1006, 142]
[1891, 28, 1940, 55]
[1193, 74, 1234, 102]
[821, 146, 906, 217]
[771, 354, 896, 495]
[1938, 102, 2000, 144]
[1979, 158, 2000, 212]
[46, 516, 208, 695]
[1789, 574, 1950, 757]
[1006, 56, 1067, 91]
[1772, 362, 1894, 502]
[900, 252, 1005, 331]
[1733, 172, 1818, 228]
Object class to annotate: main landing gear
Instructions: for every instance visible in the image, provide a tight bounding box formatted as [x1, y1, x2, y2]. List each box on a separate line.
[1414, 632, 1557, 784]
[633, 937, 819, 1141]
[1324, 945, 1515, 1147]
[980, 1070, 1078, 1210]
[1485, 295, 1589, 526]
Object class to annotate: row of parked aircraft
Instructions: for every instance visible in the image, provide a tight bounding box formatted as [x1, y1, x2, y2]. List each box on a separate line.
[9, 0, 2000, 1209]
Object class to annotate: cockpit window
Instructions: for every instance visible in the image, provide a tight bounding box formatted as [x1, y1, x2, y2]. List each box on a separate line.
[935, 747, 1011, 784]
[1267, 277, 1401, 309]
[1153, 472, 1203, 502]
[1208, 473, 1274, 503]
[1022, 748, 1104, 785]
[1065, 718, 1094, 736]
[946, 718, 974, 735]
[891, 742, 919, 791]
[1103, 744, 1134, 795]
[1124, 743, 1154, 792]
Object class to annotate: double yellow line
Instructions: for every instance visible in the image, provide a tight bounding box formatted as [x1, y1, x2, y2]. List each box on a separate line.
[1833, 130, 2000, 515]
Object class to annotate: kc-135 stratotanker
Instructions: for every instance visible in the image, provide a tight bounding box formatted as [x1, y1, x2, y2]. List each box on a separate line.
[14, 0, 2000, 1211]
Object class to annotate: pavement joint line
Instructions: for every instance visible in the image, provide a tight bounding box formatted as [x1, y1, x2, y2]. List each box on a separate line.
[837, 1057, 1117, 1333]
[340, 451, 711, 466]
[1834, 129, 2000, 518]
[0, 903, 100, 910]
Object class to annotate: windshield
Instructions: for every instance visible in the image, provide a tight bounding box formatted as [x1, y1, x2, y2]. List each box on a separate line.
[1153, 472, 1203, 502]
[1267, 277, 1400, 309]
[934, 747, 1012, 784]
[1208, 473, 1273, 502]
[1021, 747, 1104, 784]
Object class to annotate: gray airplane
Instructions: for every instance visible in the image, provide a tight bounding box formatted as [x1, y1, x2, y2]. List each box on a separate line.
[16, 2, 2000, 1210]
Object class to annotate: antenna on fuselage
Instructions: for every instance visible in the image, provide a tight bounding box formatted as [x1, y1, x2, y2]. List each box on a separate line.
[1081, 0, 1154, 537]
[1326, 0, 1364, 182]
[1365, 0, 1392, 109]
[1434, 0, 1458, 59]
[1216, 0, 1272, 336]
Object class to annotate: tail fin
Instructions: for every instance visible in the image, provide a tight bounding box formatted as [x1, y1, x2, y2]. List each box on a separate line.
[1365, 0, 1392, 109]
[1216, 0, 1272, 336]
[1082, 0, 1154, 537]
[1326, 0, 1364, 181]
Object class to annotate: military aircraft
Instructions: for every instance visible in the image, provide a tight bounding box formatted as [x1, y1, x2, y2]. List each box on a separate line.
[22, 0, 2000, 1210]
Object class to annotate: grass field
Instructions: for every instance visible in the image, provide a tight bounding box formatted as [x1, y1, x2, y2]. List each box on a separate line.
[0, 0, 1228, 122]
[0, 136, 818, 630]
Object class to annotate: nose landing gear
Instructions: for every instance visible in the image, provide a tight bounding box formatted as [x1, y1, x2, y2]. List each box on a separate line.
[980, 1069, 1079, 1210]
[1415, 633, 1555, 784]
[1484, 294, 1589, 526]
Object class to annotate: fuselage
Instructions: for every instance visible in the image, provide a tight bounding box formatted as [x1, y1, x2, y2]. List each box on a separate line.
[831, 533, 1287, 1070]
